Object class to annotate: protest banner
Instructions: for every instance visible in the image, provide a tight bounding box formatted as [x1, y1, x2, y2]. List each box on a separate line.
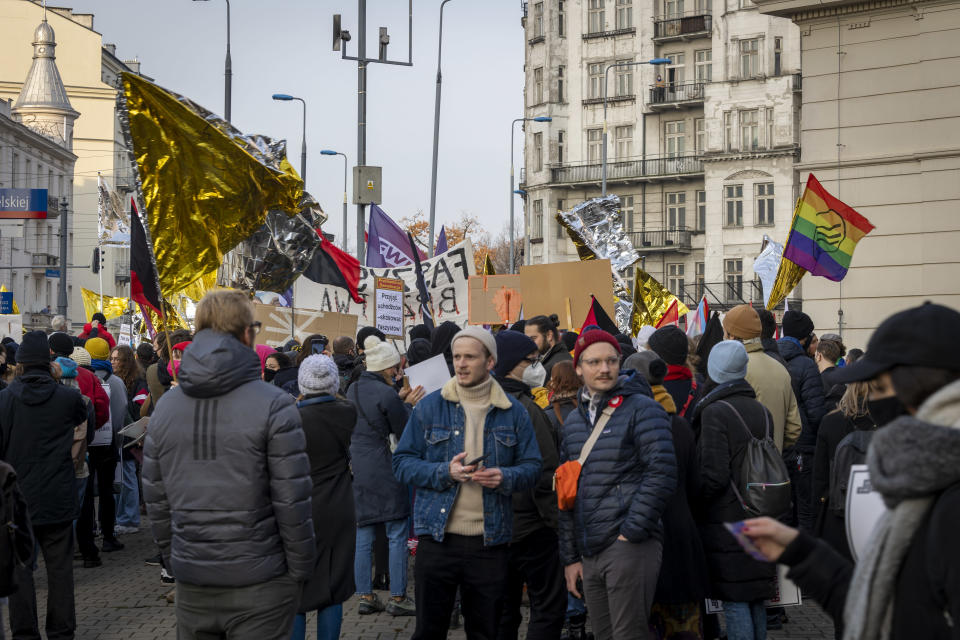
[295, 239, 475, 332]
[468, 274, 523, 325]
[518, 259, 615, 330]
[253, 302, 358, 346]
[374, 277, 405, 338]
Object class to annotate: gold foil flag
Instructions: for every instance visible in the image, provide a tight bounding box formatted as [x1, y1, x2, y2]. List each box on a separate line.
[81, 288, 129, 322]
[630, 269, 689, 334]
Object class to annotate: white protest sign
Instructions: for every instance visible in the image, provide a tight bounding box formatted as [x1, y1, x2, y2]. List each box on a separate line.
[405, 354, 451, 396]
[295, 239, 475, 333]
[375, 277, 405, 338]
[705, 565, 801, 613]
[0, 314, 22, 341]
[118, 323, 133, 347]
[846, 464, 886, 562]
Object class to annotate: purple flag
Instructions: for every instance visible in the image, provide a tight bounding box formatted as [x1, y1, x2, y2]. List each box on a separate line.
[435, 225, 448, 255]
[366, 204, 426, 268]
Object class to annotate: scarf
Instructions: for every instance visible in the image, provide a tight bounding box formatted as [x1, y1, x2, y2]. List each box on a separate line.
[89, 359, 113, 375]
[652, 385, 677, 414]
[843, 378, 960, 640]
[665, 364, 693, 382]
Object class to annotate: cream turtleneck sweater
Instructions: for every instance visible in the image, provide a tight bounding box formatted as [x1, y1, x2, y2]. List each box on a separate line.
[445, 376, 492, 536]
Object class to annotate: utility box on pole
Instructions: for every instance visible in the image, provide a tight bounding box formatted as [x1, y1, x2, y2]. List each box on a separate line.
[353, 165, 382, 205]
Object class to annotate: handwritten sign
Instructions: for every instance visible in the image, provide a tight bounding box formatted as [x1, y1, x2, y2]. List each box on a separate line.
[375, 277, 405, 338]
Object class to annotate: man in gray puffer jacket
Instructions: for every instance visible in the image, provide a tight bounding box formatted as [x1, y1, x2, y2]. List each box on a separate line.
[143, 290, 314, 639]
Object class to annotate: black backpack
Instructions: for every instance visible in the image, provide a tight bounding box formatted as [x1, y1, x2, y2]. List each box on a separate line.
[829, 429, 874, 514]
[0, 461, 35, 597]
[717, 400, 792, 518]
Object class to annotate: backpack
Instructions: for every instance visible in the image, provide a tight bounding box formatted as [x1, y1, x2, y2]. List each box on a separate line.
[828, 429, 874, 514]
[0, 461, 35, 597]
[717, 400, 792, 518]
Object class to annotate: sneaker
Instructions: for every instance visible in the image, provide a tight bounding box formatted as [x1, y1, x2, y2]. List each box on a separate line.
[144, 553, 162, 566]
[115, 525, 140, 535]
[83, 556, 102, 568]
[160, 567, 176, 584]
[385, 596, 416, 617]
[357, 594, 385, 615]
[101, 538, 125, 552]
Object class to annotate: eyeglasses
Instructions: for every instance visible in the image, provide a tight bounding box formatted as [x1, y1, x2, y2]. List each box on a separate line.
[581, 357, 619, 368]
[249, 321, 262, 335]
[523, 355, 539, 365]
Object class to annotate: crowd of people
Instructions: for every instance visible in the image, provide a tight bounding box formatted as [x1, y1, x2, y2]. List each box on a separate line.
[0, 293, 958, 640]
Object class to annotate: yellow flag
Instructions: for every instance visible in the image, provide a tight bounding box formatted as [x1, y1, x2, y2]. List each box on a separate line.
[180, 270, 219, 303]
[0, 285, 19, 314]
[81, 288, 129, 321]
[630, 269, 689, 334]
[482, 254, 496, 276]
[121, 72, 304, 298]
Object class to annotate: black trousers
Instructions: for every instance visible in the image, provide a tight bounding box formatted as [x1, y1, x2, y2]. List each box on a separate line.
[9, 521, 76, 640]
[413, 534, 509, 640]
[497, 527, 567, 640]
[77, 445, 117, 557]
[786, 445, 816, 532]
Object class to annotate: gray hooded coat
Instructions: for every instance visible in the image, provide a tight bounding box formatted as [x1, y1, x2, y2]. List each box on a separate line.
[142, 329, 315, 587]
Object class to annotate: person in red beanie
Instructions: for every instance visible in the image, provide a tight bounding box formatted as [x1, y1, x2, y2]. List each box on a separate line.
[560, 329, 677, 639]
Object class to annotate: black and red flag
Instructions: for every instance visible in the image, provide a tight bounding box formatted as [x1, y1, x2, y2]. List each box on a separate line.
[579, 295, 619, 335]
[129, 198, 161, 315]
[303, 233, 363, 303]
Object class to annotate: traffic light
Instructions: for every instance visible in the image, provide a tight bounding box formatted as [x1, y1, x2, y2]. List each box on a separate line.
[91, 247, 105, 273]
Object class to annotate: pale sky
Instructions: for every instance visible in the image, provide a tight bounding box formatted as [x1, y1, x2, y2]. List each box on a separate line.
[75, 0, 525, 249]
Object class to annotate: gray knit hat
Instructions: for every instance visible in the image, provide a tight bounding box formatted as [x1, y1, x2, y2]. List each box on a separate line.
[708, 340, 749, 384]
[452, 326, 498, 364]
[298, 354, 341, 396]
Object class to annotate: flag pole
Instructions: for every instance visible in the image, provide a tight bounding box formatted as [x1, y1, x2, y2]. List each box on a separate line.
[97, 173, 104, 312]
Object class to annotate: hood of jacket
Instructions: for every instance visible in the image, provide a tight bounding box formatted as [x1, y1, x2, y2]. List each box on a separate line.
[177, 329, 261, 399]
[777, 336, 809, 362]
[8, 370, 58, 405]
[691, 379, 756, 422]
[440, 375, 513, 410]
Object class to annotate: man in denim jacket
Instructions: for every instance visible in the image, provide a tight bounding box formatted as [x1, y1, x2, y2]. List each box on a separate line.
[394, 326, 542, 640]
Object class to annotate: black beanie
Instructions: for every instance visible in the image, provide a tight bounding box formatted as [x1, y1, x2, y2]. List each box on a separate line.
[648, 326, 689, 366]
[493, 330, 537, 379]
[356, 326, 386, 351]
[782, 310, 814, 340]
[17, 330, 51, 365]
[561, 331, 578, 352]
[48, 332, 74, 357]
[408, 324, 432, 342]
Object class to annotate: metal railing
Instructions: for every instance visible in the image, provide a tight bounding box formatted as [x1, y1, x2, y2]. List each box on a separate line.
[31, 253, 58, 267]
[627, 228, 693, 252]
[551, 155, 703, 184]
[653, 13, 712, 39]
[792, 72, 802, 92]
[649, 82, 704, 105]
[46, 195, 61, 219]
[115, 260, 130, 283]
[678, 280, 803, 311]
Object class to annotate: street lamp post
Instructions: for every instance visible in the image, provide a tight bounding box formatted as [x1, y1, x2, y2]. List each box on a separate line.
[271, 94, 307, 183]
[427, 0, 456, 257]
[321, 150, 349, 251]
[193, 0, 232, 122]
[601, 58, 670, 196]
[510, 116, 552, 274]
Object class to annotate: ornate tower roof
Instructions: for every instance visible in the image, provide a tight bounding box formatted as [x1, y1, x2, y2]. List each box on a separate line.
[14, 19, 76, 113]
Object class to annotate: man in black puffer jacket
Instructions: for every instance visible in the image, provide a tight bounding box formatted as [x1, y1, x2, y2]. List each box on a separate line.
[559, 330, 676, 640]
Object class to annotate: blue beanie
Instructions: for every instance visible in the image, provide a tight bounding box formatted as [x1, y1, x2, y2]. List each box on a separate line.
[493, 330, 537, 378]
[708, 340, 749, 384]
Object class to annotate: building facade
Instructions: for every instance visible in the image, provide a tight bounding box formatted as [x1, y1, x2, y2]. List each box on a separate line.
[753, 0, 960, 347]
[0, 0, 142, 327]
[520, 0, 803, 312]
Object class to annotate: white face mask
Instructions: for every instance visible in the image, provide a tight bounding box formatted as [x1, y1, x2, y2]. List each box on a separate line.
[522, 361, 547, 388]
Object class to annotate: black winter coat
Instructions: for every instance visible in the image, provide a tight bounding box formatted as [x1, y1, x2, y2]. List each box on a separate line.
[778, 338, 827, 447]
[819, 366, 846, 415]
[346, 372, 411, 526]
[0, 369, 88, 526]
[663, 368, 703, 420]
[692, 380, 776, 602]
[541, 344, 572, 385]
[762, 337, 788, 367]
[272, 366, 299, 397]
[558, 373, 677, 564]
[296, 394, 357, 612]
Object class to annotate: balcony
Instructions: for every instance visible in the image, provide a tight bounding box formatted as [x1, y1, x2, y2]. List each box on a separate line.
[627, 228, 693, 253]
[31, 253, 59, 275]
[551, 155, 704, 186]
[792, 72, 802, 92]
[678, 280, 803, 312]
[583, 27, 636, 41]
[648, 82, 705, 109]
[653, 13, 712, 42]
[46, 195, 61, 219]
[115, 260, 130, 284]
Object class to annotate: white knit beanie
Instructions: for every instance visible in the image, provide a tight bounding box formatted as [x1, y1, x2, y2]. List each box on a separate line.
[298, 354, 341, 396]
[363, 335, 400, 372]
[451, 326, 498, 364]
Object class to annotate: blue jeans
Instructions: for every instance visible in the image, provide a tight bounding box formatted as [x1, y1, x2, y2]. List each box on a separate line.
[289, 604, 343, 640]
[722, 600, 767, 640]
[355, 519, 408, 597]
[114, 458, 140, 527]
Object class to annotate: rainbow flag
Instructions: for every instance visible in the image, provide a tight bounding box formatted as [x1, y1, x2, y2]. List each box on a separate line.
[783, 174, 875, 282]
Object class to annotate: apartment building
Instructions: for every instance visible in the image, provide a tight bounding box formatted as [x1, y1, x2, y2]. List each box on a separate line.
[520, 0, 803, 311]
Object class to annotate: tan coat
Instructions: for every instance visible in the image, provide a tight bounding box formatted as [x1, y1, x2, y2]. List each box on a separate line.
[743, 340, 802, 451]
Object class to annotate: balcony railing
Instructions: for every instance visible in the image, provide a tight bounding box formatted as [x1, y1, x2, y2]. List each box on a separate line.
[649, 82, 705, 106]
[653, 13, 712, 40]
[115, 260, 130, 283]
[31, 253, 58, 267]
[551, 155, 704, 185]
[627, 228, 693, 253]
[677, 280, 803, 312]
[792, 72, 802, 92]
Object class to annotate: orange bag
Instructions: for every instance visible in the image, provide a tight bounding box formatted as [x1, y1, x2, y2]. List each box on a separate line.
[555, 398, 620, 511]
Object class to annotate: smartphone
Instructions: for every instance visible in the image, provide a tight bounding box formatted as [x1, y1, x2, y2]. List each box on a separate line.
[723, 521, 768, 562]
[402, 375, 410, 391]
[311, 340, 327, 355]
[466, 453, 489, 467]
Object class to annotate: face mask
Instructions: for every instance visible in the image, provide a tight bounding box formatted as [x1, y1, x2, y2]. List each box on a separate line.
[167, 359, 181, 378]
[522, 362, 547, 388]
[263, 368, 277, 383]
[866, 396, 907, 426]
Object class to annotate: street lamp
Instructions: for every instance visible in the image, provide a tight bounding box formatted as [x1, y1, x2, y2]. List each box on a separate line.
[272, 94, 307, 185]
[510, 116, 552, 274]
[321, 150, 349, 251]
[427, 0, 457, 257]
[193, 0, 232, 122]
[601, 58, 670, 196]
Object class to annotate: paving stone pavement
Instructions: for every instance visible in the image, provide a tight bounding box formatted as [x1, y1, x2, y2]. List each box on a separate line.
[1, 524, 834, 639]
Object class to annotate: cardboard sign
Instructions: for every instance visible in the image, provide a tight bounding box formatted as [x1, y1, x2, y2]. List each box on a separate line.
[468, 275, 523, 325]
[846, 464, 886, 562]
[253, 303, 358, 346]
[374, 277, 405, 338]
[705, 565, 801, 613]
[518, 259, 616, 330]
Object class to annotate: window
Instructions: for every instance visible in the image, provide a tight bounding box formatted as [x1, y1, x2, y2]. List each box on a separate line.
[534, 67, 544, 104]
[621, 195, 635, 230]
[741, 109, 759, 150]
[666, 53, 685, 86]
[756, 183, 774, 225]
[724, 111, 734, 150]
[534, 133, 543, 171]
[25, 160, 31, 188]
[558, 0, 566, 36]
[725, 185, 744, 227]
[695, 118, 705, 153]
[533, 199, 544, 239]
[668, 263, 685, 300]
[616, 0, 633, 29]
[696, 190, 706, 230]
[12, 153, 19, 187]
[725, 258, 743, 302]
[695, 0, 712, 12]
[588, 0, 605, 33]
[588, 63, 605, 99]
[665, 0, 684, 18]
[557, 199, 567, 238]
[667, 192, 686, 229]
[740, 38, 759, 78]
[588, 129, 603, 162]
[557, 65, 565, 102]
[615, 125, 633, 160]
[695, 49, 712, 82]
[766, 107, 775, 148]
[774, 37, 783, 76]
[615, 60, 633, 96]
[557, 130, 565, 164]
[695, 262, 705, 299]
[534, 2, 544, 36]
[665, 120, 685, 157]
